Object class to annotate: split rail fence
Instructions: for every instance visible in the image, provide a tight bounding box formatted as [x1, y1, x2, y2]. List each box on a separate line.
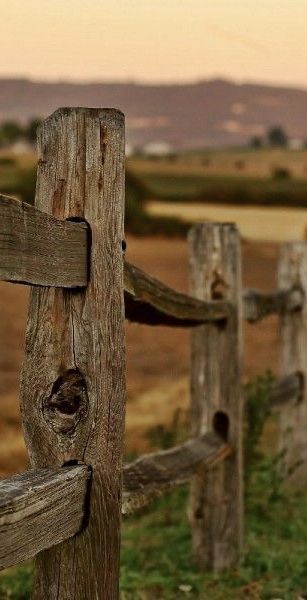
[0, 107, 306, 598]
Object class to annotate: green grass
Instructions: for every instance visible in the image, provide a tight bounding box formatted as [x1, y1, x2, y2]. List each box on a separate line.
[0, 565, 32, 599]
[3, 481, 307, 599]
[120, 477, 307, 599]
[2, 375, 307, 599]
[0, 163, 37, 205]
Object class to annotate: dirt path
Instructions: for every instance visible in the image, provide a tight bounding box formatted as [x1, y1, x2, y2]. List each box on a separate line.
[0, 236, 279, 474]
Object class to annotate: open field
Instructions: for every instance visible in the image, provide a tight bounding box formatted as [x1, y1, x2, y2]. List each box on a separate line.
[147, 200, 307, 241]
[128, 148, 307, 180]
[128, 150, 307, 209]
[0, 235, 279, 475]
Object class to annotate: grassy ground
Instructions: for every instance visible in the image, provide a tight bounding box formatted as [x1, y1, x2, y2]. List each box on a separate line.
[2, 479, 307, 599]
[2, 374, 307, 599]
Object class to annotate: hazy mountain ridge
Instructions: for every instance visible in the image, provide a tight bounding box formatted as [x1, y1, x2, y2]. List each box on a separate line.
[1, 78, 307, 148]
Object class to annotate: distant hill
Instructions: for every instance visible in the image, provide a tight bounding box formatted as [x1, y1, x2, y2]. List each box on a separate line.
[1, 78, 307, 148]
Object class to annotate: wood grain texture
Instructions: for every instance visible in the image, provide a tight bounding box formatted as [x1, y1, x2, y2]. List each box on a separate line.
[122, 432, 232, 515]
[20, 108, 126, 599]
[0, 194, 88, 287]
[124, 261, 231, 326]
[0, 465, 90, 570]
[188, 223, 243, 571]
[278, 242, 307, 478]
[124, 262, 300, 327]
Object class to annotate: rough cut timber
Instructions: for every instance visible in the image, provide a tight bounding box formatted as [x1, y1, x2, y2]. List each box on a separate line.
[122, 432, 232, 515]
[0, 465, 90, 570]
[244, 287, 303, 323]
[188, 223, 243, 571]
[278, 242, 307, 479]
[20, 108, 126, 600]
[0, 194, 88, 287]
[124, 261, 232, 326]
[124, 262, 301, 328]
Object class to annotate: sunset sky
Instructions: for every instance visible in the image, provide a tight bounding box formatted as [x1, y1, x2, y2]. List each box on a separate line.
[1, 0, 307, 87]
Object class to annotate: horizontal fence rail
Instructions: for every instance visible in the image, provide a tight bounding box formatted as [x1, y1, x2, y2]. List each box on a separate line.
[124, 262, 303, 327]
[270, 372, 304, 409]
[0, 194, 88, 287]
[0, 465, 90, 570]
[0, 195, 302, 326]
[124, 261, 231, 325]
[122, 432, 232, 515]
[244, 287, 304, 323]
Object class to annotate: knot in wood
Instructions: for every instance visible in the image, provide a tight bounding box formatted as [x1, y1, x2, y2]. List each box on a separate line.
[43, 369, 88, 436]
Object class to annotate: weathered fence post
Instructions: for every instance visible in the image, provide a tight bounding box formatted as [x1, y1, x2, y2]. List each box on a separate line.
[278, 242, 307, 478]
[188, 223, 243, 570]
[20, 108, 126, 599]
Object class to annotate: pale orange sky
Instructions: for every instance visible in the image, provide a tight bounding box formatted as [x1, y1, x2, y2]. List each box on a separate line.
[1, 0, 307, 87]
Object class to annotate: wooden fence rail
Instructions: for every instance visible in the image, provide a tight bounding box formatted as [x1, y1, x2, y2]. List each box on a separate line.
[125, 261, 304, 327]
[0, 106, 306, 598]
[0, 465, 90, 570]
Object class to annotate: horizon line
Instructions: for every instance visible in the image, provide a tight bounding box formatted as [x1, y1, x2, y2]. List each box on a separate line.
[1, 74, 307, 93]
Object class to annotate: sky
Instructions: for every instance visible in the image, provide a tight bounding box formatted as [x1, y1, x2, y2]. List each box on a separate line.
[1, 0, 307, 87]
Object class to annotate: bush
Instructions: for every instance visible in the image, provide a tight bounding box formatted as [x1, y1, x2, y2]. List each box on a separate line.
[0, 165, 37, 204]
[272, 166, 291, 180]
[0, 156, 16, 167]
[15, 167, 37, 204]
[126, 170, 189, 236]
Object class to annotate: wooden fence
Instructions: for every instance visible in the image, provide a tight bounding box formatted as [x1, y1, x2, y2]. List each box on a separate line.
[0, 107, 306, 598]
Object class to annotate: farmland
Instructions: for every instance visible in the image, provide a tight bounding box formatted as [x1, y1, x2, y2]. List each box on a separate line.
[128, 148, 307, 208]
[0, 147, 307, 598]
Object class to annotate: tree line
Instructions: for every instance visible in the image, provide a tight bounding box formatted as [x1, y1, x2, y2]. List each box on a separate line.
[0, 119, 41, 147]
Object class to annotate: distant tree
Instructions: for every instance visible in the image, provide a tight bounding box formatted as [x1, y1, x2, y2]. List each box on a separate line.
[0, 120, 23, 147]
[25, 118, 42, 144]
[267, 126, 288, 147]
[272, 166, 291, 180]
[250, 136, 263, 149]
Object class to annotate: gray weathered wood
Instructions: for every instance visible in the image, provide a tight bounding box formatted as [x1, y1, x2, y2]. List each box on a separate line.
[122, 432, 232, 515]
[124, 262, 300, 328]
[20, 108, 126, 599]
[244, 287, 303, 323]
[0, 194, 88, 287]
[0, 200, 300, 323]
[124, 261, 231, 326]
[0, 465, 90, 570]
[278, 242, 307, 478]
[188, 223, 243, 571]
[269, 372, 304, 410]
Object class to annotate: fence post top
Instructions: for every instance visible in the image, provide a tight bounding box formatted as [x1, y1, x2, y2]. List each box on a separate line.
[43, 106, 125, 120]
